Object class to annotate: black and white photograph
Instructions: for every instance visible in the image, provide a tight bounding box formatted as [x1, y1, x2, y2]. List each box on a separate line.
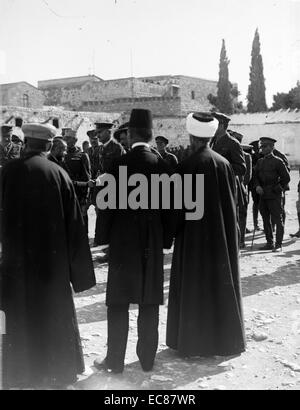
[0, 0, 300, 393]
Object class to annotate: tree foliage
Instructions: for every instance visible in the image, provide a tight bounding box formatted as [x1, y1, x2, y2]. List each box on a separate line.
[247, 28, 267, 112]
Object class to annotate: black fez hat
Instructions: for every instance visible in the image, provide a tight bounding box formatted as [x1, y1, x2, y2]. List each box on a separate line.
[129, 109, 153, 129]
[213, 112, 231, 124]
[260, 137, 277, 144]
[95, 122, 114, 131]
[15, 117, 23, 128]
[155, 135, 169, 145]
[114, 122, 129, 139]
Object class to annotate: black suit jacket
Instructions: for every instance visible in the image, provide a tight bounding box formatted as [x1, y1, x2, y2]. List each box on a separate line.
[97, 145, 174, 305]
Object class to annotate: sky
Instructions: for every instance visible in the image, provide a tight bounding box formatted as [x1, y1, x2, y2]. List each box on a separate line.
[0, 0, 299, 106]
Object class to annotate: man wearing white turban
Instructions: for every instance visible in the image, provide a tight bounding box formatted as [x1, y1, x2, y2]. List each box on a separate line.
[166, 112, 246, 357]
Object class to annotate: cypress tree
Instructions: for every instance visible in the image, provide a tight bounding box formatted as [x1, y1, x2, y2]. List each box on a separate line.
[247, 29, 267, 112]
[217, 39, 233, 114]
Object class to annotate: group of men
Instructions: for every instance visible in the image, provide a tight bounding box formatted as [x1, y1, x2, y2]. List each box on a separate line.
[0, 107, 299, 390]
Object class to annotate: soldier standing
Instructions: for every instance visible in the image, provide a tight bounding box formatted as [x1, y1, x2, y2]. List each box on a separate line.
[93, 122, 125, 248]
[254, 137, 290, 251]
[64, 129, 92, 232]
[114, 122, 130, 153]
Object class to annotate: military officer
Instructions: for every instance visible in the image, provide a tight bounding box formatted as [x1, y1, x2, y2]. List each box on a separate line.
[260, 137, 290, 227]
[64, 129, 92, 232]
[95, 122, 125, 173]
[93, 122, 125, 248]
[155, 136, 178, 170]
[254, 137, 290, 251]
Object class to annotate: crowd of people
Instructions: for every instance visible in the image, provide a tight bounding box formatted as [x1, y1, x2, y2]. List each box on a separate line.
[0, 108, 299, 390]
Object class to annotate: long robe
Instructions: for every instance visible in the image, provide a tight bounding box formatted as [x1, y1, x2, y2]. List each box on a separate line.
[166, 146, 246, 357]
[0, 153, 96, 388]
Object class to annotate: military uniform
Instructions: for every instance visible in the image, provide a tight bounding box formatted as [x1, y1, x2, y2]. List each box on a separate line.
[94, 137, 125, 246]
[99, 138, 125, 173]
[254, 153, 290, 248]
[64, 146, 91, 228]
[160, 151, 178, 170]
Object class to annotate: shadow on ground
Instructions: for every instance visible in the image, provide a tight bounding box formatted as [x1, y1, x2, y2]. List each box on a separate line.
[75, 348, 238, 390]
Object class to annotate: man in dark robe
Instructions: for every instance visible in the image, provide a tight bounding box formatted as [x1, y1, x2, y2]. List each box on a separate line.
[0, 123, 96, 389]
[166, 112, 246, 358]
[93, 109, 174, 374]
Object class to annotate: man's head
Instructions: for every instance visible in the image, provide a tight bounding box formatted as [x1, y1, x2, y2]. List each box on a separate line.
[87, 130, 99, 148]
[1, 125, 13, 145]
[119, 131, 130, 151]
[51, 137, 67, 160]
[128, 109, 153, 146]
[186, 112, 219, 150]
[259, 137, 276, 156]
[212, 112, 231, 137]
[114, 123, 130, 150]
[155, 136, 169, 154]
[22, 123, 57, 154]
[95, 122, 114, 144]
[64, 129, 77, 149]
[82, 140, 90, 153]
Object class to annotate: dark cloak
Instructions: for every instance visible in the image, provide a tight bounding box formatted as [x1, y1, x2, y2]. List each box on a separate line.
[166, 147, 246, 357]
[0, 153, 96, 388]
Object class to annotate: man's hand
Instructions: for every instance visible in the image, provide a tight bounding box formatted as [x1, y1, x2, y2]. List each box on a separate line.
[88, 180, 96, 188]
[256, 186, 264, 196]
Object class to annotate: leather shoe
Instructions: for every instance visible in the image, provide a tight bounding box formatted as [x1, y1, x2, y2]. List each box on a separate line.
[259, 243, 274, 251]
[93, 358, 123, 374]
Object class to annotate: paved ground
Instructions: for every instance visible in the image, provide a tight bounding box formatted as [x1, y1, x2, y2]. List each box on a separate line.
[74, 170, 300, 390]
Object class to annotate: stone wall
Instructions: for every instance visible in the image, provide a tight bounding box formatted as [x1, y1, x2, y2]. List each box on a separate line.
[82, 96, 182, 117]
[0, 83, 45, 109]
[177, 76, 217, 114]
[0, 105, 121, 146]
[230, 122, 300, 166]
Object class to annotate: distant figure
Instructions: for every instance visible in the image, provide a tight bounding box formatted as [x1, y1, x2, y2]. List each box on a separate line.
[64, 129, 92, 231]
[93, 122, 125, 248]
[48, 137, 67, 167]
[82, 140, 90, 154]
[114, 122, 130, 153]
[0, 124, 96, 389]
[155, 136, 178, 170]
[0, 125, 21, 167]
[167, 112, 246, 358]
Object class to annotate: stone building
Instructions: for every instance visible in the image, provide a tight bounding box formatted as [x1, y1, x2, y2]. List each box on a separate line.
[0, 82, 45, 108]
[38, 74, 217, 116]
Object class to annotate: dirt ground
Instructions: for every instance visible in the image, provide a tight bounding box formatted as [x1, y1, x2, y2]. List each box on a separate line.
[74, 170, 300, 391]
